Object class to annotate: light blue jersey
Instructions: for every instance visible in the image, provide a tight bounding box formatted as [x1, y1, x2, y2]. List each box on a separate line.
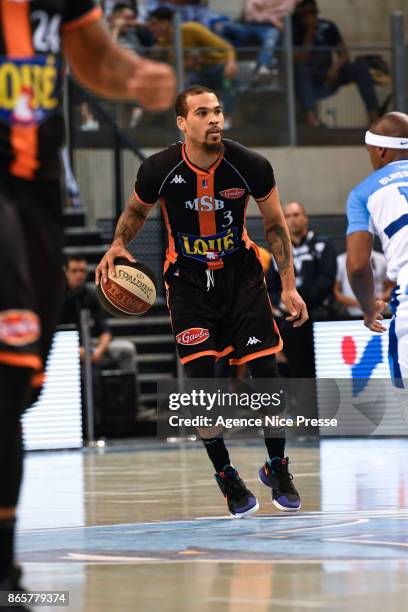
[347, 159, 408, 282]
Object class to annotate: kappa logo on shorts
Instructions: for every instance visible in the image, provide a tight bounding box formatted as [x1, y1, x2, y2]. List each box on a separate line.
[219, 188, 245, 199]
[176, 328, 210, 346]
[170, 175, 186, 184]
[246, 336, 262, 346]
[0, 310, 40, 346]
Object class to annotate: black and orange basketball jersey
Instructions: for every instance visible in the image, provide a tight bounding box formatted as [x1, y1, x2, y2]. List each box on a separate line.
[134, 140, 275, 270]
[0, 0, 101, 180]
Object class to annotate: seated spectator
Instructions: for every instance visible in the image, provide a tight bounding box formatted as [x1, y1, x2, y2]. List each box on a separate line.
[60, 255, 139, 400]
[266, 202, 337, 377]
[238, 0, 300, 78]
[109, 2, 155, 127]
[334, 250, 394, 317]
[109, 2, 155, 52]
[292, 0, 380, 127]
[148, 7, 238, 128]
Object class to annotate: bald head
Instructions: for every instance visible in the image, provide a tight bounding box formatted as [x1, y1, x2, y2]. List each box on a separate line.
[283, 202, 308, 243]
[366, 111, 408, 170]
[370, 111, 408, 138]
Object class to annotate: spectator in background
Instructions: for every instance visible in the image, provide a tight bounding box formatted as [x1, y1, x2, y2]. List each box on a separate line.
[148, 7, 238, 128]
[239, 0, 300, 79]
[293, 0, 380, 127]
[109, 2, 155, 127]
[60, 255, 138, 381]
[266, 201, 337, 377]
[334, 250, 393, 318]
[109, 2, 155, 51]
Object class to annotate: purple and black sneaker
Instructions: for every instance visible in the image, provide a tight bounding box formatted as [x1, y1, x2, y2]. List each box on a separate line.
[215, 465, 259, 518]
[259, 457, 301, 512]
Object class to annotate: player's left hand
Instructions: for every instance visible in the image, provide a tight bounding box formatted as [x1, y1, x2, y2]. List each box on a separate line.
[364, 299, 387, 333]
[281, 289, 309, 327]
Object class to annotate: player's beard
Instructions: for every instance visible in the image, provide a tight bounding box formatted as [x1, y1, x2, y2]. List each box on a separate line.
[202, 139, 224, 154]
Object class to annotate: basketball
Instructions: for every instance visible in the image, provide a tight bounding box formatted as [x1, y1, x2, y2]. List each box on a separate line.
[96, 257, 157, 317]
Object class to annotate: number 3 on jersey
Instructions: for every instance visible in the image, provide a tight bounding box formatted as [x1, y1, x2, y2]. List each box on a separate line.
[384, 187, 408, 238]
[222, 210, 233, 228]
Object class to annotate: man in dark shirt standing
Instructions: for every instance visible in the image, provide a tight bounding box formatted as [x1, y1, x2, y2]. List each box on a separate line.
[267, 201, 337, 377]
[293, 0, 380, 127]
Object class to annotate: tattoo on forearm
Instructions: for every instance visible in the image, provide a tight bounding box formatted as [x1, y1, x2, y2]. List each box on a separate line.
[266, 223, 292, 276]
[114, 206, 147, 246]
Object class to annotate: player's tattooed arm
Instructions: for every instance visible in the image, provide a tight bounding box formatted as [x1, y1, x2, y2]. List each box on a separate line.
[256, 188, 295, 288]
[95, 192, 153, 284]
[265, 222, 292, 280]
[257, 187, 308, 326]
[114, 193, 151, 247]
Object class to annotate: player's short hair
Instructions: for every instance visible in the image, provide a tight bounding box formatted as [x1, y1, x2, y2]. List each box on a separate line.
[148, 7, 174, 21]
[175, 86, 216, 118]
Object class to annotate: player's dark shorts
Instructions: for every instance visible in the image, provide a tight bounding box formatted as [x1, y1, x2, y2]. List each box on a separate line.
[0, 176, 64, 380]
[165, 246, 282, 365]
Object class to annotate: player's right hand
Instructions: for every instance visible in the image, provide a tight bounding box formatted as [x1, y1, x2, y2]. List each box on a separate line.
[95, 241, 136, 286]
[364, 299, 387, 333]
[126, 60, 176, 111]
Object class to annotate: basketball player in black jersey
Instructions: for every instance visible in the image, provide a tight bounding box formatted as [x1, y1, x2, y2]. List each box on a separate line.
[97, 86, 308, 518]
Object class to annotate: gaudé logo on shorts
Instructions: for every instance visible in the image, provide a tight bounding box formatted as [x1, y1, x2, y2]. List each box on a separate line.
[219, 188, 245, 199]
[176, 328, 210, 346]
[0, 310, 40, 346]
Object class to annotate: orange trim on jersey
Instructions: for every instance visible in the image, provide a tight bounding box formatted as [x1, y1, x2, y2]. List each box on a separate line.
[1, 0, 33, 56]
[10, 127, 39, 179]
[133, 190, 156, 208]
[160, 197, 177, 273]
[229, 343, 283, 366]
[1, 0, 38, 179]
[0, 352, 42, 370]
[242, 195, 255, 251]
[62, 6, 103, 33]
[255, 185, 276, 203]
[181, 144, 223, 176]
[181, 145, 225, 269]
[31, 371, 46, 388]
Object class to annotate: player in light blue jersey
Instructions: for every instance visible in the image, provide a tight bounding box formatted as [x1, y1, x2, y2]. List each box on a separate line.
[346, 112, 408, 386]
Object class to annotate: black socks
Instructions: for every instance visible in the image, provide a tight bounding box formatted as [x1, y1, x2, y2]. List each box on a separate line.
[201, 437, 231, 473]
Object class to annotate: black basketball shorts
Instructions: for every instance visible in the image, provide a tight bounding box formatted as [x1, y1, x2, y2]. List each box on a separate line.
[165, 247, 282, 365]
[0, 176, 64, 377]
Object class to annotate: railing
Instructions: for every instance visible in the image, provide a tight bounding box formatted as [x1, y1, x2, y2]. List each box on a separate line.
[64, 11, 406, 227]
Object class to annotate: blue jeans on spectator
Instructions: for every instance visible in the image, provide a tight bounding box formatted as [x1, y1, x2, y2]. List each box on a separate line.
[187, 64, 236, 117]
[212, 21, 281, 69]
[295, 60, 380, 115]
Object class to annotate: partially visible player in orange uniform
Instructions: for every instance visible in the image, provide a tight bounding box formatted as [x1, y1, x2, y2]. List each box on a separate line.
[0, 0, 175, 598]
